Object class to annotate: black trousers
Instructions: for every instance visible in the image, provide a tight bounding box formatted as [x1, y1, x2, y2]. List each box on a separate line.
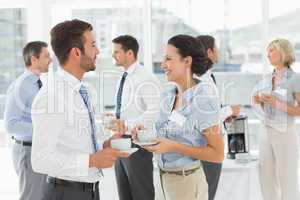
[115, 149, 155, 200]
[41, 182, 100, 200]
[201, 161, 222, 200]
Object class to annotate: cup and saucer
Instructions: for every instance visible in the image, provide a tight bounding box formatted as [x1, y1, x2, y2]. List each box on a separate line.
[133, 129, 158, 146]
[111, 138, 138, 155]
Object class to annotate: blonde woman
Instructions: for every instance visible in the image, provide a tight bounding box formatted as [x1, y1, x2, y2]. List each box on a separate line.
[253, 39, 300, 200]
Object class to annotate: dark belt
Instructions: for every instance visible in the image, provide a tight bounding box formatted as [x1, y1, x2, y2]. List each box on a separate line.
[160, 166, 200, 176]
[46, 176, 99, 191]
[12, 137, 32, 146]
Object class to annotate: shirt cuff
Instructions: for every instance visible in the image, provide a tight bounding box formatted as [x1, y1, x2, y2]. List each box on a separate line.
[76, 154, 89, 177]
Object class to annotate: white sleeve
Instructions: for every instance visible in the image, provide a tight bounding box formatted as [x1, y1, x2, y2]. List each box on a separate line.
[220, 106, 233, 122]
[31, 93, 90, 177]
[132, 77, 162, 128]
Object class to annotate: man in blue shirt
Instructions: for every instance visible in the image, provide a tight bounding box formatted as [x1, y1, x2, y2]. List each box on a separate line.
[4, 41, 52, 200]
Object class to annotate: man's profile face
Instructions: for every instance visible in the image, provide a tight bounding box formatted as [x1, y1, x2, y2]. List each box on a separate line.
[80, 30, 100, 72]
[34, 47, 52, 73]
[207, 45, 219, 64]
[112, 43, 128, 67]
[212, 45, 219, 63]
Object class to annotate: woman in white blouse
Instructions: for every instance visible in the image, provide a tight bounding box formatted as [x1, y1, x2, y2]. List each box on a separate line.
[253, 38, 300, 200]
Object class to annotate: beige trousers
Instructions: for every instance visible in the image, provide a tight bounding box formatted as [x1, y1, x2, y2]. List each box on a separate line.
[259, 125, 300, 200]
[160, 167, 208, 200]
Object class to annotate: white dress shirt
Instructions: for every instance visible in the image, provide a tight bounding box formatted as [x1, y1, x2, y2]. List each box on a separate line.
[116, 62, 161, 129]
[194, 69, 233, 122]
[31, 68, 102, 183]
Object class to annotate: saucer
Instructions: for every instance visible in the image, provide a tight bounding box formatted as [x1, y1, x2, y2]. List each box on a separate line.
[121, 148, 139, 155]
[133, 140, 158, 146]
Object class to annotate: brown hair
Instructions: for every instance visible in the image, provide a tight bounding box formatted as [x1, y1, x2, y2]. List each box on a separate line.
[196, 35, 215, 52]
[50, 19, 93, 65]
[168, 34, 213, 76]
[112, 35, 139, 59]
[23, 41, 48, 67]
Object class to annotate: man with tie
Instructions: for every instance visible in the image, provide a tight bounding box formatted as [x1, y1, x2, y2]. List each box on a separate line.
[31, 19, 128, 200]
[112, 35, 161, 200]
[196, 35, 240, 200]
[4, 41, 52, 200]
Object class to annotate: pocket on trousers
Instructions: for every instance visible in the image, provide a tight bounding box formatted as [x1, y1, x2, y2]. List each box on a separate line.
[195, 168, 208, 200]
[14, 145, 28, 172]
[23, 147, 31, 170]
[11, 144, 21, 174]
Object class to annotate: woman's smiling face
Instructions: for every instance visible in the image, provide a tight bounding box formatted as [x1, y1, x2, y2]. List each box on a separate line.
[161, 44, 190, 83]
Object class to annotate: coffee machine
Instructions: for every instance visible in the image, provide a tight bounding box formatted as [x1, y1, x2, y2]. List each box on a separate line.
[224, 115, 249, 159]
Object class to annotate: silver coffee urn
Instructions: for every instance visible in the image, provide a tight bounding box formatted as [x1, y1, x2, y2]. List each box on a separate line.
[224, 115, 250, 159]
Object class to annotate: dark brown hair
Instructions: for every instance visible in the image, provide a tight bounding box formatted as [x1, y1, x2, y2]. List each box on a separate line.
[168, 34, 213, 76]
[50, 19, 93, 65]
[196, 35, 215, 52]
[112, 35, 139, 59]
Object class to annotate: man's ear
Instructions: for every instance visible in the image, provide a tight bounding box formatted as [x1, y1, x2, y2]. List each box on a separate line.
[68, 47, 83, 62]
[30, 56, 38, 65]
[70, 47, 82, 57]
[126, 49, 134, 58]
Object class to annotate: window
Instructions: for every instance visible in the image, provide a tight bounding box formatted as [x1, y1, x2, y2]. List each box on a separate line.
[0, 8, 27, 118]
[72, 1, 144, 68]
[151, 0, 263, 73]
[70, 1, 146, 112]
[269, 0, 300, 72]
[0, 7, 26, 200]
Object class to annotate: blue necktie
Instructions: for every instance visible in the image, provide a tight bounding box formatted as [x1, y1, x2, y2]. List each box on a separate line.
[79, 85, 99, 152]
[116, 72, 128, 119]
[79, 85, 103, 175]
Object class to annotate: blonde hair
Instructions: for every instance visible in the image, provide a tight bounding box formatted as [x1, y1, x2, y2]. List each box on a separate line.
[267, 38, 295, 67]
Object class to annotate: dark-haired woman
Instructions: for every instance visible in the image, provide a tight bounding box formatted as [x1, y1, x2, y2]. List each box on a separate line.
[144, 35, 224, 200]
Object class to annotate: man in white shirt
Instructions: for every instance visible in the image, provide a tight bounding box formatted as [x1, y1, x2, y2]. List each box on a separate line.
[196, 35, 240, 200]
[111, 35, 161, 200]
[31, 19, 128, 200]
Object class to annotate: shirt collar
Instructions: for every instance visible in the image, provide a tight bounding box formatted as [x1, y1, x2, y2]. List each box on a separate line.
[23, 69, 40, 83]
[272, 67, 294, 79]
[182, 80, 201, 103]
[206, 69, 212, 76]
[57, 67, 83, 91]
[124, 62, 138, 75]
[167, 79, 201, 106]
[193, 70, 212, 83]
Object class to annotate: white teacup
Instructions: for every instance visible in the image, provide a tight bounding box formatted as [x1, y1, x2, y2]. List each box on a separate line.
[111, 138, 131, 151]
[137, 129, 156, 143]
